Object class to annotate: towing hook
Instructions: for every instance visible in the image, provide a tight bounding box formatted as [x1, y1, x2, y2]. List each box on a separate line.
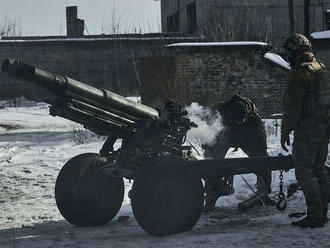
[276, 198, 287, 211]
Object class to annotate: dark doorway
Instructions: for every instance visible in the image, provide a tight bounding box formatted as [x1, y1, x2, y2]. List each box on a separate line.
[187, 1, 197, 34]
[167, 11, 180, 32]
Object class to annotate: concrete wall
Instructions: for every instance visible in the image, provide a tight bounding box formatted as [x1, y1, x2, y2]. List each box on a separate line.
[161, 0, 201, 33]
[204, 0, 323, 46]
[324, 0, 330, 7]
[140, 47, 288, 118]
[0, 35, 199, 101]
[312, 38, 330, 68]
[66, 6, 84, 37]
[161, 0, 327, 48]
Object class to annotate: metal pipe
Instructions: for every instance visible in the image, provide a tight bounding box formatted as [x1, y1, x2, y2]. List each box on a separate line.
[65, 91, 141, 123]
[187, 155, 294, 178]
[51, 104, 135, 137]
[70, 98, 139, 128]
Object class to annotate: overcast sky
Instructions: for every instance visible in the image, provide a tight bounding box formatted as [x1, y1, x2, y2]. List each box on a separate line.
[0, 0, 161, 36]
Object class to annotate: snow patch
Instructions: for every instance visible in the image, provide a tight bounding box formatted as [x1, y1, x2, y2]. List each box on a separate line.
[311, 30, 330, 39]
[264, 52, 291, 70]
[167, 41, 269, 48]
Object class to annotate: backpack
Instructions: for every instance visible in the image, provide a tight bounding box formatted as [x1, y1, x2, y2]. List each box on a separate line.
[297, 60, 330, 138]
[315, 66, 330, 137]
[316, 67, 330, 111]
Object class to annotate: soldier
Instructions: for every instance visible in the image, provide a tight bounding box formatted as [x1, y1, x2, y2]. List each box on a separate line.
[281, 33, 330, 228]
[203, 94, 275, 212]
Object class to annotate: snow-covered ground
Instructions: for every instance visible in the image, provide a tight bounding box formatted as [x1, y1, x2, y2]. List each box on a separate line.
[0, 101, 329, 248]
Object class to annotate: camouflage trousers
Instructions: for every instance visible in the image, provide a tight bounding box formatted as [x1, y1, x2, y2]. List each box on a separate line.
[293, 140, 330, 219]
[204, 160, 272, 202]
[204, 128, 272, 203]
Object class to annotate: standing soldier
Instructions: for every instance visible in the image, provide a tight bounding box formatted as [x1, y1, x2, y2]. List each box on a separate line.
[281, 33, 330, 228]
[203, 94, 275, 212]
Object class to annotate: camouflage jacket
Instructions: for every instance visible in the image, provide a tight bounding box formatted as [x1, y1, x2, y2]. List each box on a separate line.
[213, 94, 260, 128]
[212, 95, 267, 150]
[282, 52, 328, 141]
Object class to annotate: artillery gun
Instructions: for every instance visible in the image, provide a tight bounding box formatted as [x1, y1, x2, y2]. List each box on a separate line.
[1, 59, 294, 236]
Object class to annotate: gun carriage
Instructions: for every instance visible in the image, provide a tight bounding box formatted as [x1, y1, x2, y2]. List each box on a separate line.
[1, 59, 294, 236]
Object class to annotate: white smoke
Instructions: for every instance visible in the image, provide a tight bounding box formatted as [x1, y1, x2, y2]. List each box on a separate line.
[185, 102, 224, 147]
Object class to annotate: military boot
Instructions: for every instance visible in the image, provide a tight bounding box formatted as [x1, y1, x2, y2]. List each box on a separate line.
[203, 177, 234, 213]
[203, 193, 219, 213]
[291, 216, 324, 228]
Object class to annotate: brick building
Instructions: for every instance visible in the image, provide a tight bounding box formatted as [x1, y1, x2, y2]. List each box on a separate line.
[140, 42, 289, 117]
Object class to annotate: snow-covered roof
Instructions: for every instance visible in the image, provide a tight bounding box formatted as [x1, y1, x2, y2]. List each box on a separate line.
[263, 52, 290, 71]
[311, 30, 330, 39]
[167, 41, 269, 48]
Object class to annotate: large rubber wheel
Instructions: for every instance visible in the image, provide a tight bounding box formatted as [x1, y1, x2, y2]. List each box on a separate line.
[131, 157, 204, 236]
[55, 153, 124, 226]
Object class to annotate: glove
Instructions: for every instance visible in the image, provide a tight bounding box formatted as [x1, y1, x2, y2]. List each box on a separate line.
[280, 131, 290, 152]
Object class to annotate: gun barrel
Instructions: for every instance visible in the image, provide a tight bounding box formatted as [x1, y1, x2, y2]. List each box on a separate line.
[1, 59, 159, 120]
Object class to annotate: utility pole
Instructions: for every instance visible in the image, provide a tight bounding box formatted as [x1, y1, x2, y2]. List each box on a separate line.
[112, 0, 116, 34]
[304, 0, 310, 37]
[176, 0, 180, 32]
[288, 0, 294, 34]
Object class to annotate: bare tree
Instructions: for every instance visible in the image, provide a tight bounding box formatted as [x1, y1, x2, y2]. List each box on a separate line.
[288, 0, 295, 34]
[198, 2, 296, 50]
[0, 17, 21, 37]
[199, 4, 275, 43]
[304, 0, 310, 36]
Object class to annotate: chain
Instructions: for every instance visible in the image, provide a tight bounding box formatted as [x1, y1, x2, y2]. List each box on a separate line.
[276, 169, 287, 211]
[279, 170, 284, 195]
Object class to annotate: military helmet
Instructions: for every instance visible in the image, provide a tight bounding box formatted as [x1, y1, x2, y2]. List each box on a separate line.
[230, 101, 247, 121]
[283, 33, 312, 52]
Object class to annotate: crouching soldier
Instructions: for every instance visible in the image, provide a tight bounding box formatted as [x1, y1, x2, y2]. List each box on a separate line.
[203, 94, 275, 212]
